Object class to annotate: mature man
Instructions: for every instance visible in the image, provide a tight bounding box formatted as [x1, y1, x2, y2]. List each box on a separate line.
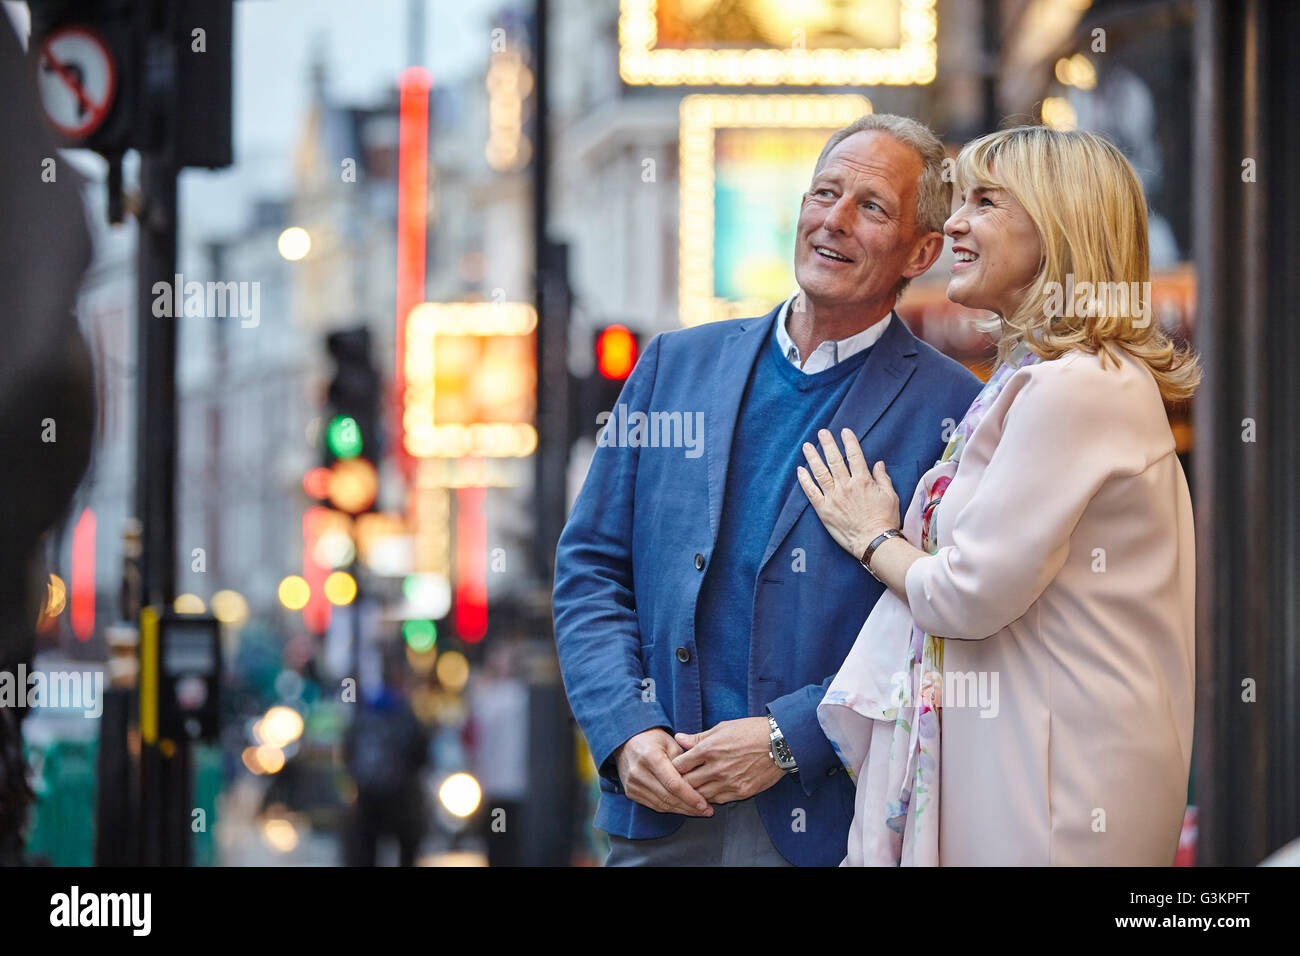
[553, 114, 982, 866]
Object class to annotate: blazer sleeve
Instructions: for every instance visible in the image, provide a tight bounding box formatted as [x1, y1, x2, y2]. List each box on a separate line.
[552, 334, 673, 784]
[904, 359, 1127, 641]
[767, 675, 841, 795]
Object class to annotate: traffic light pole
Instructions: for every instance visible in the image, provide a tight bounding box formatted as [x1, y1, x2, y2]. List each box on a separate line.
[134, 150, 189, 867]
[135, 158, 178, 648]
[534, 239, 571, 580]
[528, 0, 578, 867]
[530, 0, 579, 585]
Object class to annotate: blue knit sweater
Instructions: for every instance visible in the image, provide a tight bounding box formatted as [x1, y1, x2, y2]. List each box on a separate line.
[694, 331, 872, 729]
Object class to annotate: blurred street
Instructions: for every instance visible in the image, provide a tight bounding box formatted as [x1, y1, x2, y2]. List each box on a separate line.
[1, 0, 1297, 871]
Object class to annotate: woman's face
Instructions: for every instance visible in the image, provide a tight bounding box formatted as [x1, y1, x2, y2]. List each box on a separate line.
[944, 183, 1042, 318]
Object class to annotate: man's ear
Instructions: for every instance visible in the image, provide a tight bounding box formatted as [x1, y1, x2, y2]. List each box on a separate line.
[902, 231, 945, 279]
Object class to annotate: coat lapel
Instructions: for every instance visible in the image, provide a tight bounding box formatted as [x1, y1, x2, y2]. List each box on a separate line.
[758, 311, 920, 570]
[706, 304, 782, 543]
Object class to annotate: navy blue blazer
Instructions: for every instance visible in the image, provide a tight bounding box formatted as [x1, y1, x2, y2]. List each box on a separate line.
[553, 304, 982, 866]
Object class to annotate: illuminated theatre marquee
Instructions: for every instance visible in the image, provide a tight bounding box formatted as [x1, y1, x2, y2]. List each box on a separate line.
[619, 0, 936, 86]
[679, 94, 871, 327]
[403, 302, 538, 459]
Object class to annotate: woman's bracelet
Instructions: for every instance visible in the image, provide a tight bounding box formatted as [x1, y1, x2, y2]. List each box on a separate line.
[859, 529, 904, 578]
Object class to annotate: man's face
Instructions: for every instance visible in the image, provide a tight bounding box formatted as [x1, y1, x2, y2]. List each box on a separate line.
[794, 130, 929, 314]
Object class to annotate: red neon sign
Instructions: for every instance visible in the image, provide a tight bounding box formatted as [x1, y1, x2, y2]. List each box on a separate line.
[395, 67, 432, 478]
[454, 485, 487, 642]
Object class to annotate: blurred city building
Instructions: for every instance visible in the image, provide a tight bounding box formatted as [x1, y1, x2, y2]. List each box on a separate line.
[11, 0, 1296, 867]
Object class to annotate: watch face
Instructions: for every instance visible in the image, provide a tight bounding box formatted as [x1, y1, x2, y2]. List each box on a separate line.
[770, 736, 794, 769]
[768, 716, 796, 769]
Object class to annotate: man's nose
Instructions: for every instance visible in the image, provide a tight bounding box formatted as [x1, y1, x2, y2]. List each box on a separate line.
[824, 195, 855, 233]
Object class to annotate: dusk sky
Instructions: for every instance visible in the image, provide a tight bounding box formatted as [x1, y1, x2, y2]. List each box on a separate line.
[7, 0, 498, 239]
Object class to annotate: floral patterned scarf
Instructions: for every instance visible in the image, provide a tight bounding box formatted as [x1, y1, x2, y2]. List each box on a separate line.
[818, 341, 1041, 865]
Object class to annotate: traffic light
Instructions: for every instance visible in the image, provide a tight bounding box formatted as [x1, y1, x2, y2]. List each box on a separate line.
[139, 607, 221, 744]
[323, 327, 381, 515]
[569, 324, 642, 448]
[324, 327, 381, 462]
[595, 324, 638, 380]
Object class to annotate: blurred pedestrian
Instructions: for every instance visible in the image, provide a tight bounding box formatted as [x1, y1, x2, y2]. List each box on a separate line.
[466, 644, 527, 866]
[342, 658, 430, 866]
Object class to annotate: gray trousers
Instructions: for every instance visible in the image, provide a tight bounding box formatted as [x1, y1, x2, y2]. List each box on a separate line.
[604, 798, 794, 867]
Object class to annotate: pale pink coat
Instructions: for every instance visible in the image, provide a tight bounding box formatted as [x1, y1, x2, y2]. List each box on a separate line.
[840, 347, 1196, 865]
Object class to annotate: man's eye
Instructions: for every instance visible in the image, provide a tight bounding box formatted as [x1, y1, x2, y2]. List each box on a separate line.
[863, 201, 882, 212]
[814, 188, 833, 197]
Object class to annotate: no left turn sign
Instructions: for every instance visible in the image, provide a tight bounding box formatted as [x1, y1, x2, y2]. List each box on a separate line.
[36, 25, 118, 142]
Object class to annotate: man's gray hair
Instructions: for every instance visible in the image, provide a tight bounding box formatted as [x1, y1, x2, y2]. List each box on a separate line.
[811, 113, 952, 298]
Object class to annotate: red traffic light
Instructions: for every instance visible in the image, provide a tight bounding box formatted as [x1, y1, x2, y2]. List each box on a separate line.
[595, 325, 637, 380]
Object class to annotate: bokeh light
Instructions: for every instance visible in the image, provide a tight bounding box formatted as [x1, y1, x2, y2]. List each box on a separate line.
[241, 744, 286, 775]
[258, 706, 304, 748]
[277, 575, 311, 610]
[323, 570, 357, 606]
[435, 649, 469, 692]
[261, 817, 299, 852]
[174, 593, 206, 614]
[210, 589, 249, 625]
[277, 226, 311, 261]
[438, 773, 482, 817]
[403, 619, 436, 653]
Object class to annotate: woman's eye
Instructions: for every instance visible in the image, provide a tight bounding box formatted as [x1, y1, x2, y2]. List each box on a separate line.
[979, 196, 994, 207]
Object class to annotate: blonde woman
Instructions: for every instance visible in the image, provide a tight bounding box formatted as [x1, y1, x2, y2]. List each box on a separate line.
[800, 126, 1199, 865]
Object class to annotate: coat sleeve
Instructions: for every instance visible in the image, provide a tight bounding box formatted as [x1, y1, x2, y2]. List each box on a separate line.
[552, 334, 673, 785]
[904, 359, 1128, 641]
[766, 675, 842, 795]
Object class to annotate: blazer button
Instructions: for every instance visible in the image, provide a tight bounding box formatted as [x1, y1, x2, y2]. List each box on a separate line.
[676, 647, 691, 663]
[694, 553, 705, 570]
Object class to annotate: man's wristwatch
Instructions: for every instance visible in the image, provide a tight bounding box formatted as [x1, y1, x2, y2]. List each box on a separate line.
[767, 714, 798, 773]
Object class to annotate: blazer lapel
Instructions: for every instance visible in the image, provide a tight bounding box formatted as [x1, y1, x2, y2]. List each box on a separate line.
[758, 311, 920, 570]
[706, 304, 782, 543]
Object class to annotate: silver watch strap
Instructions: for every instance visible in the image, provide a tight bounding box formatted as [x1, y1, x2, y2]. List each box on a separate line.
[767, 714, 798, 772]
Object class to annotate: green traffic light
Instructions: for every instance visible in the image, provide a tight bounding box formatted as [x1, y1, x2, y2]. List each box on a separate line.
[403, 619, 437, 653]
[326, 414, 363, 459]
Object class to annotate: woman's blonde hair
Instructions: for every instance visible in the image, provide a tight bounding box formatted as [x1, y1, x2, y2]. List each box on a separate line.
[954, 125, 1200, 403]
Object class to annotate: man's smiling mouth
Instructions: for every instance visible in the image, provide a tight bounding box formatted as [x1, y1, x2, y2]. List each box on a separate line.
[814, 245, 853, 263]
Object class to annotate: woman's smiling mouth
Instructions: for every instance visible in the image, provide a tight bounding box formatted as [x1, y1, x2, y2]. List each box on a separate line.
[951, 246, 979, 271]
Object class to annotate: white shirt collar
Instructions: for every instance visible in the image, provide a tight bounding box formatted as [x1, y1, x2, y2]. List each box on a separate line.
[774, 290, 892, 375]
